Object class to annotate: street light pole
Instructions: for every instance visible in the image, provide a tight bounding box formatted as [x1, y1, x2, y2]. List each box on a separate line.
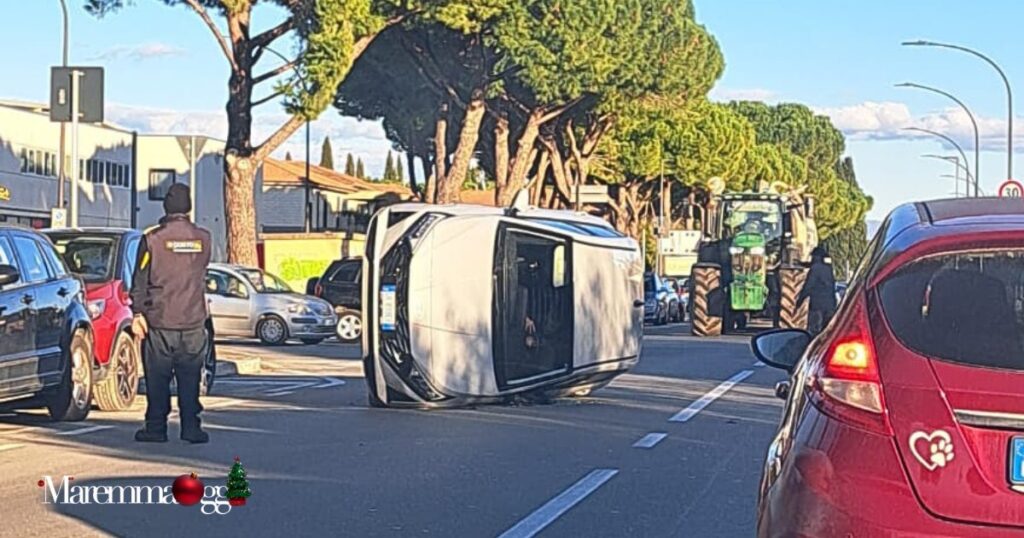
[903, 40, 1013, 181]
[57, 0, 69, 209]
[921, 154, 973, 193]
[905, 127, 976, 195]
[897, 82, 981, 196]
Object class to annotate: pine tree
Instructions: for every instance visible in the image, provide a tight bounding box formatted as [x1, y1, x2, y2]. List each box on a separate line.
[383, 151, 396, 182]
[356, 158, 365, 179]
[396, 157, 404, 184]
[320, 137, 335, 170]
[285, 151, 293, 161]
[226, 457, 252, 506]
[344, 153, 356, 176]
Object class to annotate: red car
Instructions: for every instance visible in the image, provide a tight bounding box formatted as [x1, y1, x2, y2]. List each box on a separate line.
[46, 228, 217, 411]
[752, 198, 1024, 537]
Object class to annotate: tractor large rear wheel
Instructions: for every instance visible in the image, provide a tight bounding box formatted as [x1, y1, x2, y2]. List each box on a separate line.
[779, 266, 809, 329]
[691, 265, 723, 336]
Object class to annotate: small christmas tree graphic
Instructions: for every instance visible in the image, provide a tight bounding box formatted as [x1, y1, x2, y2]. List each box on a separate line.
[227, 457, 252, 506]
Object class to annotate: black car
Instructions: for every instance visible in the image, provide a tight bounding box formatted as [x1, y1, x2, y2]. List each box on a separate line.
[0, 226, 94, 421]
[311, 258, 362, 343]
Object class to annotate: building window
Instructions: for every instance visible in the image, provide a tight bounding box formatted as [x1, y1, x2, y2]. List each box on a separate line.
[149, 169, 177, 200]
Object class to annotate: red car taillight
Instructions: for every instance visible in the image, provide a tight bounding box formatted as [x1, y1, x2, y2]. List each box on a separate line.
[808, 296, 892, 436]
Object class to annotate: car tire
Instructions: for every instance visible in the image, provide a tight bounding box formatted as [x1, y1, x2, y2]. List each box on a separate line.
[257, 315, 289, 346]
[336, 309, 362, 344]
[46, 330, 93, 422]
[93, 331, 140, 411]
[301, 338, 325, 345]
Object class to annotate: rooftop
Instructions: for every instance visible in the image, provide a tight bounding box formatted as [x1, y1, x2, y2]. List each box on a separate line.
[263, 158, 410, 199]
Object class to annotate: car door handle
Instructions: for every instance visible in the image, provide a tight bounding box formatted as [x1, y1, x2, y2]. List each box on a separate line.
[21, 295, 33, 305]
[633, 300, 645, 308]
[57, 287, 70, 298]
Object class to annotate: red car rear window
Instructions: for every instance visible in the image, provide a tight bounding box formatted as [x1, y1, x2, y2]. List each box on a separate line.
[878, 250, 1024, 371]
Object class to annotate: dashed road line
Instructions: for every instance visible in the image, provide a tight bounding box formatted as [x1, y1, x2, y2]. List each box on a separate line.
[498, 468, 618, 538]
[56, 425, 113, 436]
[632, 432, 668, 449]
[669, 370, 754, 423]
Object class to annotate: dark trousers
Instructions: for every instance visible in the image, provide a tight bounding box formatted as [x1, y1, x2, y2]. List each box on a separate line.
[142, 327, 207, 433]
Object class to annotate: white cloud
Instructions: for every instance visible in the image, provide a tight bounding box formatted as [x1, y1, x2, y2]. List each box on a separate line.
[709, 87, 778, 103]
[815, 100, 1023, 153]
[89, 42, 186, 62]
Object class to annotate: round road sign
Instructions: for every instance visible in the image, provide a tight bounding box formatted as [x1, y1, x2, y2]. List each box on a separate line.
[998, 179, 1023, 198]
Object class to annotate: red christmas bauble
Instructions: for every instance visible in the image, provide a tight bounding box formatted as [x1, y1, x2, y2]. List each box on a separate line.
[172, 473, 204, 506]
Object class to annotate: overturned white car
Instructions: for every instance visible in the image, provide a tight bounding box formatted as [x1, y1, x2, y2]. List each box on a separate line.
[362, 202, 643, 408]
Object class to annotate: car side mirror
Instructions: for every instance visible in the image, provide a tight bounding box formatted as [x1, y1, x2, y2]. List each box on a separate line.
[0, 264, 20, 288]
[751, 329, 810, 372]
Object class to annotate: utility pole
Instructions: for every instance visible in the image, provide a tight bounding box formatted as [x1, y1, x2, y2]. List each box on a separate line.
[69, 69, 81, 227]
[57, 0, 69, 209]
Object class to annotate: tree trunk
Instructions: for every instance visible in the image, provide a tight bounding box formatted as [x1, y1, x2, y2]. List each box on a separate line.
[406, 151, 418, 195]
[497, 109, 544, 207]
[223, 9, 257, 265]
[429, 101, 448, 204]
[542, 138, 573, 205]
[438, 90, 486, 203]
[531, 150, 550, 207]
[493, 112, 510, 206]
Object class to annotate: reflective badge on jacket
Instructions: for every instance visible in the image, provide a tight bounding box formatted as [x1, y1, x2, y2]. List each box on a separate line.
[166, 240, 204, 253]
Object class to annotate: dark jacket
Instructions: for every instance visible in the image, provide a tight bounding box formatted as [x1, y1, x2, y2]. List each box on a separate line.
[799, 258, 837, 314]
[131, 214, 212, 330]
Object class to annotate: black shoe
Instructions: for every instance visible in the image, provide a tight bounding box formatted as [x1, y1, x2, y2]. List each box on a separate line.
[181, 429, 209, 444]
[135, 429, 168, 443]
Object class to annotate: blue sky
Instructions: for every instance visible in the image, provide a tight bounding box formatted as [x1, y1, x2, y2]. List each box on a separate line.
[2, 1, 1023, 219]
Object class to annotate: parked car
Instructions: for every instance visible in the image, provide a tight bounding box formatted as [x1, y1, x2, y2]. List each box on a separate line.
[45, 228, 220, 403]
[0, 226, 94, 421]
[751, 198, 1024, 536]
[311, 257, 362, 343]
[665, 276, 689, 322]
[206, 263, 337, 345]
[644, 272, 670, 325]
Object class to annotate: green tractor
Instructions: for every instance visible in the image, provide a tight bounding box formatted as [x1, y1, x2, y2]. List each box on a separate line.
[689, 188, 817, 336]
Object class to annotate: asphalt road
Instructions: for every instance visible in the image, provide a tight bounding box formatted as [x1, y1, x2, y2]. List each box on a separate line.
[0, 325, 786, 538]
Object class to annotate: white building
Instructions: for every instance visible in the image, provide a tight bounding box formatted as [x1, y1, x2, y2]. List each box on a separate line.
[0, 100, 243, 260]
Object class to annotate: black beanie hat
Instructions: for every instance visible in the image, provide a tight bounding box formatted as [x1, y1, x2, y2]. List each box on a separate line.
[164, 183, 192, 215]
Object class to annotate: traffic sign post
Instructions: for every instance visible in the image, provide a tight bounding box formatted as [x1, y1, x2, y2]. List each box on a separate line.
[50, 67, 104, 228]
[998, 179, 1023, 198]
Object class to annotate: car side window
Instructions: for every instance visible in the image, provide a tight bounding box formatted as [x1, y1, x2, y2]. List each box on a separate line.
[0, 236, 15, 267]
[12, 235, 51, 283]
[330, 261, 360, 283]
[37, 239, 67, 278]
[123, 237, 140, 290]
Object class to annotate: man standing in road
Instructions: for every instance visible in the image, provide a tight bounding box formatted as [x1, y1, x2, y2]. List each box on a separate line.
[799, 246, 837, 335]
[130, 183, 213, 444]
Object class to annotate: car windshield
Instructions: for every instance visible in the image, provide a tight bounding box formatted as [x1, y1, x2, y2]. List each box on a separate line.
[879, 249, 1024, 370]
[238, 268, 292, 293]
[49, 235, 117, 283]
[721, 199, 784, 242]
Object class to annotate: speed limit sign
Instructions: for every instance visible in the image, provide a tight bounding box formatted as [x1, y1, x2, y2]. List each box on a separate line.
[998, 179, 1023, 197]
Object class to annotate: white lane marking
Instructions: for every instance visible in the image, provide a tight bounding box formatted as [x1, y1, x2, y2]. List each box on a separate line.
[314, 377, 345, 389]
[56, 425, 113, 436]
[632, 432, 668, 449]
[669, 370, 754, 423]
[498, 468, 618, 538]
[0, 443, 24, 452]
[217, 378, 322, 386]
[264, 391, 295, 397]
[263, 381, 318, 396]
[752, 361, 766, 368]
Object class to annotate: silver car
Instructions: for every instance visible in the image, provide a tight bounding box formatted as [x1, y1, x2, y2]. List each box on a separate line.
[205, 263, 337, 345]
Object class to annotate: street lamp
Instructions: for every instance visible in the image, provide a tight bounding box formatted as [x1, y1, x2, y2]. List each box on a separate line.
[924, 155, 966, 197]
[904, 127, 977, 196]
[896, 82, 980, 196]
[903, 40, 1014, 181]
[57, 0, 69, 209]
[921, 153, 974, 191]
[261, 46, 312, 233]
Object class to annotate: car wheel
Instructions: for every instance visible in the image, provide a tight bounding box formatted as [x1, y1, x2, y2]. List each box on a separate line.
[301, 338, 325, 345]
[336, 310, 362, 343]
[93, 331, 140, 411]
[257, 315, 289, 346]
[46, 330, 93, 422]
[200, 325, 216, 396]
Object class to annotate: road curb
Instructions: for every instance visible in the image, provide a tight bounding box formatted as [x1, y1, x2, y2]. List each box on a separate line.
[218, 356, 262, 377]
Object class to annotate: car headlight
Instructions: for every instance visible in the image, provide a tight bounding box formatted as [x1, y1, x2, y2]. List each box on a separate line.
[287, 304, 313, 316]
[87, 299, 105, 320]
[750, 246, 765, 255]
[729, 246, 744, 255]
